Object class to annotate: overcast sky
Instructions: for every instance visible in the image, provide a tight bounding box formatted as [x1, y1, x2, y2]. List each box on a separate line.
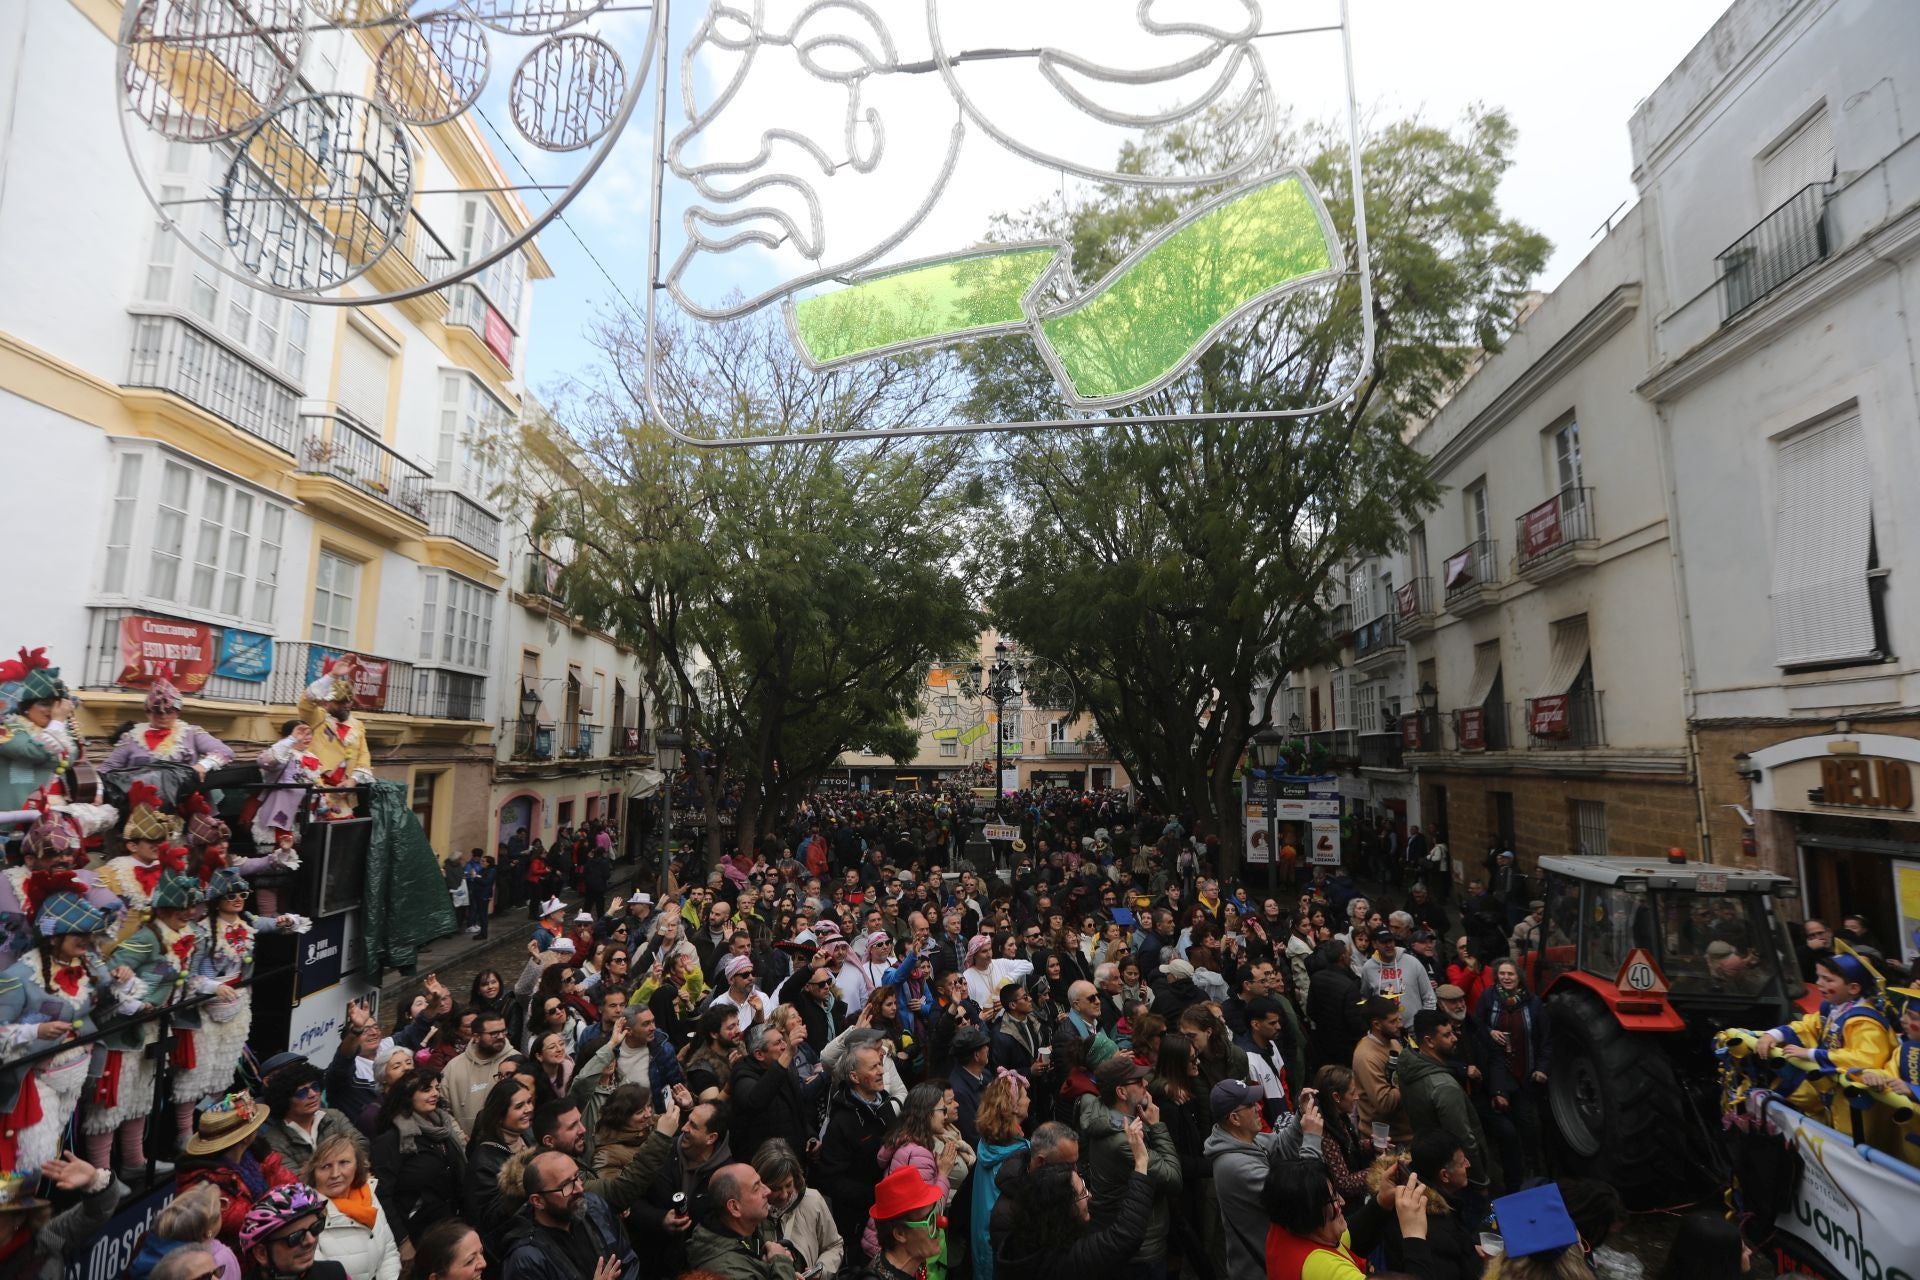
[519, 0, 1736, 393]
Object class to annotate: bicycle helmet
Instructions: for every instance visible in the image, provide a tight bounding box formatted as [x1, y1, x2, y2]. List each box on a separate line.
[238, 1183, 326, 1252]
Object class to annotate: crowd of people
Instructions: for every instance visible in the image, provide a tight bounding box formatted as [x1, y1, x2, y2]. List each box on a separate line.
[0, 644, 1848, 1280]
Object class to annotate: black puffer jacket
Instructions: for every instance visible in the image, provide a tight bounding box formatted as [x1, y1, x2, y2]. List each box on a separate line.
[995, 1170, 1154, 1280]
[369, 1120, 467, 1244]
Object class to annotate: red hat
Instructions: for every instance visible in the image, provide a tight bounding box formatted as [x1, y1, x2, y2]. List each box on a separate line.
[870, 1167, 942, 1221]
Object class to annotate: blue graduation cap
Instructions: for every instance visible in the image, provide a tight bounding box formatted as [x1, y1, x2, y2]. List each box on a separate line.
[1491, 1184, 1581, 1258]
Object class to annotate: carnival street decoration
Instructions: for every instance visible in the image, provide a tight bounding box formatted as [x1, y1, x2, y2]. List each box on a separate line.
[643, 0, 1375, 446]
[114, 0, 653, 302]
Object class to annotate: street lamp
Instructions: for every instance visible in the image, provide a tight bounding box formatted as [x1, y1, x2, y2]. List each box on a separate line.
[965, 640, 1028, 821]
[654, 724, 684, 892]
[1252, 726, 1287, 894]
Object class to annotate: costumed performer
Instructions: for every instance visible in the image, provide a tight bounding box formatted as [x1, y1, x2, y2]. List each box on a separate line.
[182, 790, 296, 917]
[0, 649, 87, 815]
[171, 858, 308, 1132]
[84, 848, 207, 1176]
[248, 718, 320, 873]
[0, 871, 132, 1174]
[298, 656, 374, 820]
[1753, 949, 1895, 1141]
[0, 809, 121, 971]
[95, 781, 178, 945]
[97, 678, 234, 777]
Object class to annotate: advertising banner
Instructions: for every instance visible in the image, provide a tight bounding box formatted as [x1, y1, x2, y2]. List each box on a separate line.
[982, 823, 1021, 843]
[1309, 817, 1341, 865]
[1894, 862, 1920, 968]
[1244, 802, 1269, 865]
[1765, 1099, 1920, 1280]
[1401, 713, 1424, 749]
[1520, 494, 1564, 560]
[296, 912, 348, 998]
[1458, 708, 1486, 751]
[65, 1183, 176, 1280]
[1529, 695, 1569, 738]
[214, 627, 273, 682]
[115, 614, 217, 691]
[483, 302, 514, 366]
[304, 647, 391, 709]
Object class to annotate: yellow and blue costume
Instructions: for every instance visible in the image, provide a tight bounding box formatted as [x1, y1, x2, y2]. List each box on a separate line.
[1767, 958, 1894, 1140]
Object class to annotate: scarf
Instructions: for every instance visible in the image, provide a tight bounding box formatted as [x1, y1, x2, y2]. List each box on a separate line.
[236, 1152, 270, 1199]
[1492, 987, 1532, 1079]
[333, 1180, 379, 1229]
[392, 1107, 459, 1156]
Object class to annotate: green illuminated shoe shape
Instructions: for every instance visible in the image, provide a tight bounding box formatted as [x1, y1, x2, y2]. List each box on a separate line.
[784, 169, 1341, 409]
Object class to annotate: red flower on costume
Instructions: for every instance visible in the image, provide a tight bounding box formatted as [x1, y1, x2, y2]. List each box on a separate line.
[126, 780, 164, 813]
[23, 868, 85, 919]
[0, 647, 50, 682]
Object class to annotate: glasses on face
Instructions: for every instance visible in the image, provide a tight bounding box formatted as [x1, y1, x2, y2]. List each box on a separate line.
[272, 1225, 320, 1248]
[533, 1171, 585, 1196]
[294, 1082, 320, 1097]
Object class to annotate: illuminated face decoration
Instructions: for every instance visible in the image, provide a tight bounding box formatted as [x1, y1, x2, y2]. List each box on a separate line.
[656, 0, 1361, 417]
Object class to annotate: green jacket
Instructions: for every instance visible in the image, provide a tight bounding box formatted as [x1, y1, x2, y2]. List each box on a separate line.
[1073, 1093, 1182, 1262]
[1397, 1049, 1500, 1191]
[0, 718, 61, 812]
[684, 1221, 797, 1280]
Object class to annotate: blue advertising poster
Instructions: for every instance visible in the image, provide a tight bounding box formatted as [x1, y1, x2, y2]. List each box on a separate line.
[213, 627, 273, 682]
[64, 1182, 175, 1280]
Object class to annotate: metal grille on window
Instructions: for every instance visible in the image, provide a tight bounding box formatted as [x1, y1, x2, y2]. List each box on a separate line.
[1572, 801, 1608, 857]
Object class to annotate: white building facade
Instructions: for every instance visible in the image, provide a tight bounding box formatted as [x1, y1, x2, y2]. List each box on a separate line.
[0, 0, 549, 862]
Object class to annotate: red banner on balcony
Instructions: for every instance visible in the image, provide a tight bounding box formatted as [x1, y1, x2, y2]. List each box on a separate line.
[1520, 495, 1564, 561]
[303, 648, 390, 709]
[1443, 549, 1475, 589]
[1457, 707, 1486, 751]
[1396, 581, 1420, 617]
[116, 615, 217, 692]
[1529, 695, 1570, 738]
[483, 304, 514, 367]
[1401, 713, 1424, 750]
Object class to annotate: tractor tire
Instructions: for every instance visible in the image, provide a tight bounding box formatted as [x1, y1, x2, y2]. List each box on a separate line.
[1545, 990, 1714, 1206]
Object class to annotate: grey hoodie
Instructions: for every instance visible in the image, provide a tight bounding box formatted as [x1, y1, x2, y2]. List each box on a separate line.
[1202, 1122, 1323, 1280]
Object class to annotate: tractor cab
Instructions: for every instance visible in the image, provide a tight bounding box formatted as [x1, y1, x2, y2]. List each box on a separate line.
[1533, 855, 1806, 1032]
[1528, 856, 1811, 1203]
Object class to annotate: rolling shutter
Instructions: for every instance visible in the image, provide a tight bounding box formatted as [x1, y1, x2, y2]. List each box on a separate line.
[338, 326, 392, 432]
[1770, 412, 1876, 666]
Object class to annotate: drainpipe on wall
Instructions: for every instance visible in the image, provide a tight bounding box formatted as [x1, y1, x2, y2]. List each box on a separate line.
[1653, 396, 1716, 864]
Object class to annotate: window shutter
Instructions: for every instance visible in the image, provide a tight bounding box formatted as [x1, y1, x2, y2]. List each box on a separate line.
[1770, 412, 1875, 666]
[1760, 109, 1833, 210]
[338, 327, 392, 432]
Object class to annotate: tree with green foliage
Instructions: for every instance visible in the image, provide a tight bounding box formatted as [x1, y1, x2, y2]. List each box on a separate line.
[970, 109, 1549, 870]
[525, 312, 981, 863]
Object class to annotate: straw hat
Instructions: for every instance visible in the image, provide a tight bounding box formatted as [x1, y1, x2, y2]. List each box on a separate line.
[0, 1170, 49, 1214]
[184, 1091, 270, 1156]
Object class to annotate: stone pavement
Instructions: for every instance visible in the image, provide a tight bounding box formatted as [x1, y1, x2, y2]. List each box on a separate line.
[378, 858, 656, 1014]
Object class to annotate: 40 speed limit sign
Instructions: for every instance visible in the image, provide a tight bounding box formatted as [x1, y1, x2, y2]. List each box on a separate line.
[1614, 948, 1670, 995]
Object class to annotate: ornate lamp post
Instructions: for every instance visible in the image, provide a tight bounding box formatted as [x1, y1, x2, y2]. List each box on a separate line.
[654, 718, 684, 890]
[967, 640, 1029, 821]
[1252, 726, 1287, 894]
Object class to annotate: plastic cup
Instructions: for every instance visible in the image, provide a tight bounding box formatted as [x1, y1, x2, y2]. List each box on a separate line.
[1372, 1121, 1392, 1150]
[1480, 1234, 1505, 1258]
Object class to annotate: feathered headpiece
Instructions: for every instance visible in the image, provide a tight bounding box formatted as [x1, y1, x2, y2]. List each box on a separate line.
[180, 791, 230, 849]
[25, 868, 106, 937]
[152, 844, 202, 909]
[0, 646, 67, 706]
[317, 656, 357, 703]
[123, 780, 177, 843]
[143, 678, 184, 715]
[194, 845, 226, 888]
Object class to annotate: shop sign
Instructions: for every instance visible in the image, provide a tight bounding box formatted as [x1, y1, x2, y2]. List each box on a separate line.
[1309, 817, 1341, 865]
[1458, 708, 1486, 751]
[1816, 758, 1913, 811]
[115, 614, 217, 691]
[1520, 494, 1564, 560]
[1529, 695, 1569, 738]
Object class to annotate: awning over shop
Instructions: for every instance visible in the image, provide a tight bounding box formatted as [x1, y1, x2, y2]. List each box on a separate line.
[1538, 617, 1591, 696]
[625, 767, 665, 802]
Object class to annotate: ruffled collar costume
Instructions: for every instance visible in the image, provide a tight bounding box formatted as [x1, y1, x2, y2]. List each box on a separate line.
[98, 679, 235, 776]
[0, 648, 82, 814]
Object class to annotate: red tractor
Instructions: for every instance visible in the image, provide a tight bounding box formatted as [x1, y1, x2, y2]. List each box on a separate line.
[1527, 855, 1817, 1204]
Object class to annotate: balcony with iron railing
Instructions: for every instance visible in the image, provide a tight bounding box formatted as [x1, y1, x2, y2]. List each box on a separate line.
[448, 281, 517, 374]
[1046, 738, 1087, 756]
[266, 643, 418, 716]
[365, 211, 457, 324]
[1306, 728, 1358, 761]
[1451, 701, 1510, 752]
[525, 550, 567, 603]
[295, 410, 430, 532]
[506, 718, 605, 762]
[427, 488, 503, 561]
[1526, 688, 1606, 750]
[1395, 577, 1437, 639]
[1442, 538, 1501, 617]
[1719, 183, 1830, 322]
[1350, 610, 1401, 671]
[1358, 727, 1404, 770]
[81, 606, 277, 705]
[1399, 709, 1441, 754]
[1514, 487, 1598, 582]
[125, 311, 301, 456]
[612, 725, 651, 755]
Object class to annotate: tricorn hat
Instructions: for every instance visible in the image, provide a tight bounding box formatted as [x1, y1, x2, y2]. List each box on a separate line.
[122, 781, 177, 844]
